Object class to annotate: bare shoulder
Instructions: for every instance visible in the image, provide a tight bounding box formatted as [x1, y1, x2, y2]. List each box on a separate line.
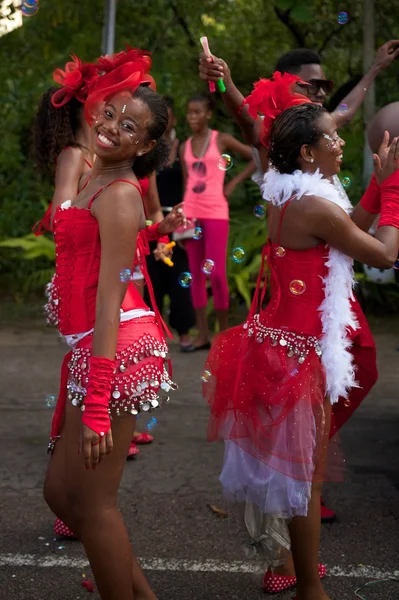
[93, 180, 143, 223]
[56, 146, 85, 169]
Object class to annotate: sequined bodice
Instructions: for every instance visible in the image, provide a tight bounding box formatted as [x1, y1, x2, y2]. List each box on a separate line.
[261, 241, 329, 338]
[53, 205, 147, 336]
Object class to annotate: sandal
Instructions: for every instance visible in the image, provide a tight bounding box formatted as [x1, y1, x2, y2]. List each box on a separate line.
[263, 564, 326, 593]
[133, 432, 154, 444]
[53, 518, 78, 539]
[126, 442, 140, 460]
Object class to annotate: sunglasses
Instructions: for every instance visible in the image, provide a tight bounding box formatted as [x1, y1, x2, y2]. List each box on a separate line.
[192, 161, 207, 194]
[297, 79, 334, 95]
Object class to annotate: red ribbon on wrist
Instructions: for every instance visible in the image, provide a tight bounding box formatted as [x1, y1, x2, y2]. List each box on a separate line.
[360, 174, 380, 215]
[81, 357, 115, 436]
[378, 170, 399, 229]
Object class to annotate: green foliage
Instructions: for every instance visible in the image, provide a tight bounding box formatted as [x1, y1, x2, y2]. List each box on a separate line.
[1, 0, 399, 312]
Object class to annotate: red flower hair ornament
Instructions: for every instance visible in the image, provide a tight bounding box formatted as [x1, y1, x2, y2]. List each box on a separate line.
[243, 71, 311, 146]
[84, 47, 155, 126]
[51, 55, 99, 108]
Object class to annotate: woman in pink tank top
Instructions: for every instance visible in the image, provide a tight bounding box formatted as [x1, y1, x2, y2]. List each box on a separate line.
[180, 93, 254, 349]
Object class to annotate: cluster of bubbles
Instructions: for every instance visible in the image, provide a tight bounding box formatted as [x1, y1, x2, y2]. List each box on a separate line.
[217, 154, 234, 171]
[21, 0, 40, 17]
[231, 246, 246, 263]
[146, 417, 158, 431]
[120, 268, 132, 283]
[201, 369, 212, 383]
[201, 258, 215, 275]
[341, 176, 351, 190]
[253, 204, 266, 218]
[178, 271, 193, 288]
[45, 395, 56, 408]
[337, 11, 349, 25]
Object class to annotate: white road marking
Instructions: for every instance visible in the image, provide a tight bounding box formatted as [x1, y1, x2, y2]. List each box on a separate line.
[0, 554, 398, 579]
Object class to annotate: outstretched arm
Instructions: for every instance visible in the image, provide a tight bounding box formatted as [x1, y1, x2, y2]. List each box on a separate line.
[199, 53, 260, 147]
[332, 40, 399, 128]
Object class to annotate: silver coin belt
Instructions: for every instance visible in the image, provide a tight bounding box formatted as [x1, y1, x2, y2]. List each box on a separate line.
[243, 314, 322, 364]
[66, 334, 177, 417]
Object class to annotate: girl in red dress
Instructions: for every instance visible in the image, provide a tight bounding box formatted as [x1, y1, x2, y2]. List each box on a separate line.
[203, 76, 399, 600]
[42, 53, 184, 600]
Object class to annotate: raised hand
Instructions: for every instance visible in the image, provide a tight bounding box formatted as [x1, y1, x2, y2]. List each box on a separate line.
[199, 52, 227, 82]
[373, 40, 399, 71]
[373, 134, 399, 184]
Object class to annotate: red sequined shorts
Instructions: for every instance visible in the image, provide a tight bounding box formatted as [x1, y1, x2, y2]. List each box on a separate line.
[66, 316, 176, 417]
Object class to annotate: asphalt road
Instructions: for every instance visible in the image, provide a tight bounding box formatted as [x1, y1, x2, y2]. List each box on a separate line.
[0, 325, 398, 600]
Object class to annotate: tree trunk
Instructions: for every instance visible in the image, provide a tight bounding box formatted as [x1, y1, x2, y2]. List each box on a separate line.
[363, 0, 375, 189]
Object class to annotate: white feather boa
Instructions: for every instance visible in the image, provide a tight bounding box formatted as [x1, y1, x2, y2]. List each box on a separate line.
[261, 168, 359, 404]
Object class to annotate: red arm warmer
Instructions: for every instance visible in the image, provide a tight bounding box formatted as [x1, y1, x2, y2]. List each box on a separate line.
[378, 170, 399, 229]
[359, 174, 380, 215]
[81, 356, 115, 436]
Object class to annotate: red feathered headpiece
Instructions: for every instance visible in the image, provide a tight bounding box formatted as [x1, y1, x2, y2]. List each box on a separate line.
[84, 47, 155, 125]
[51, 55, 99, 108]
[244, 71, 311, 146]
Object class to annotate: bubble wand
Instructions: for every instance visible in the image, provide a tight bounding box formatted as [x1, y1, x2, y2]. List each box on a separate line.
[160, 241, 176, 267]
[200, 36, 226, 93]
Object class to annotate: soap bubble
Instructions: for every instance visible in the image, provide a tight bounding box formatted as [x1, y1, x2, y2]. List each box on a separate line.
[21, 1, 39, 16]
[218, 154, 234, 171]
[201, 259, 215, 275]
[337, 103, 348, 115]
[253, 204, 266, 218]
[201, 369, 212, 383]
[393, 259, 399, 270]
[193, 227, 203, 240]
[337, 11, 349, 25]
[178, 272, 193, 288]
[120, 269, 132, 283]
[231, 247, 246, 263]
[45, 395, 56, 408]
[341, 176, 351, 190]
[146, 417, 158, 431]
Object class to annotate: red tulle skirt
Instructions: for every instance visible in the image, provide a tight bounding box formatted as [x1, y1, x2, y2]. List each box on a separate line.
[203, 315, 340, 564]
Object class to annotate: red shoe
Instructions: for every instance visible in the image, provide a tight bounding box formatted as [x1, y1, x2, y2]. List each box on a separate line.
[133, 432, 154, 445]
[53, 518, 77, 539]
[262, 564, 326, 593]
[127, 442, 140, 460]
[321, 498, 337, 523]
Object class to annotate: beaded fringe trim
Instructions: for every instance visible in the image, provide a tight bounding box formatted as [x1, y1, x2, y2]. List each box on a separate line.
[243, 314, 322, 364]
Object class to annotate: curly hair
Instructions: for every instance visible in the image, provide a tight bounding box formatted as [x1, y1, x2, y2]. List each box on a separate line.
[187, 92, 215, 112]
[32, 87, 85, 178]
[268, 104, 326, 174]
[132, 86, 169, 178]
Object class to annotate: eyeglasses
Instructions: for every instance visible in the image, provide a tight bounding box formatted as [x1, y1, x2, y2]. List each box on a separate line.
[192, 161, 207, 194]
[297, 79, 334, 95]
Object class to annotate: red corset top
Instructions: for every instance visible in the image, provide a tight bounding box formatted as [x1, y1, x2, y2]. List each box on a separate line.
[260, 241, 328, 338]
[53, 185, 149, 336]
[253, 198, 329, 338]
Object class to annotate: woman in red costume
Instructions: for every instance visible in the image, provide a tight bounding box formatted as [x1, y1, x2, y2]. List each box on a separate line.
[33, 55, 100, 539]
[203, 74, 399, 600]
[41, 53, 184, 600]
